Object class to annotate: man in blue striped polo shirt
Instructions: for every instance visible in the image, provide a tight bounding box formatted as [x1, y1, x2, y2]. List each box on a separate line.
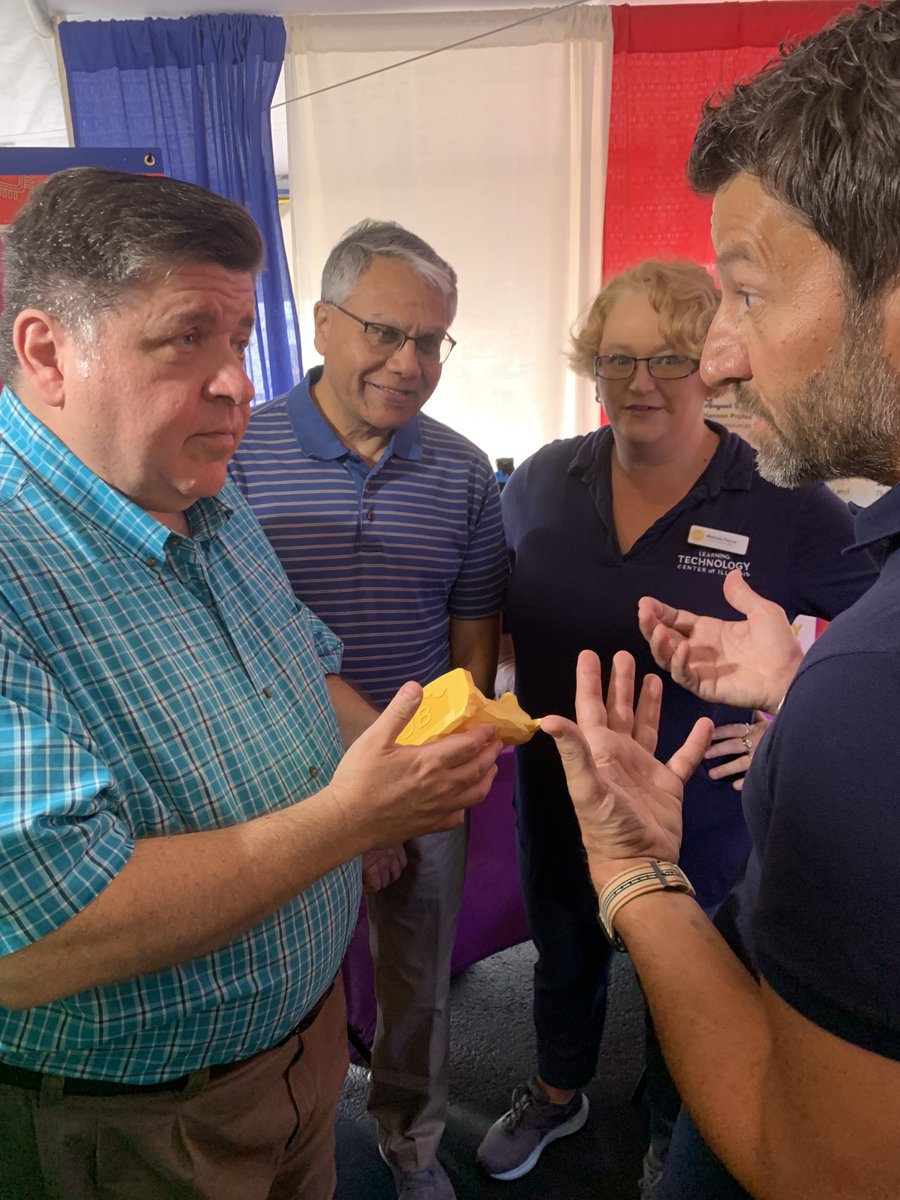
[231, 220, 508, 1200]
[0, 170, 502, 1200]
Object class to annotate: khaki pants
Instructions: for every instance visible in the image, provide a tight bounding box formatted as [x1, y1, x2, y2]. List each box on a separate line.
[366, 824, 468, 1172]
[0, 980, 348, 1200]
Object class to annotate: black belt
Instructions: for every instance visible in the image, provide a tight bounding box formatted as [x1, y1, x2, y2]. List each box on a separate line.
[0, 981, 334, 1099]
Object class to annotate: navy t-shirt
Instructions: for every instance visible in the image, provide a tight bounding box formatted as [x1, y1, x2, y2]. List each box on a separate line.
[737, 482, 900, 1057]
[502, 422, 877, 910]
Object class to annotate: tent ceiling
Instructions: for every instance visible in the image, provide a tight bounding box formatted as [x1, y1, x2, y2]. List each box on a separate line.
[44, 0, 594, 18]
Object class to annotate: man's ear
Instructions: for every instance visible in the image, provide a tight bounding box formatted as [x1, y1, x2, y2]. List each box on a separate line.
[313, 300, 331, 357]
[12, 310, 70, 408]
[881, 284, 900, 375]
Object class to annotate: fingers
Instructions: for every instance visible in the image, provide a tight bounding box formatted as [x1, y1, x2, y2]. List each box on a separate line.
[707, 754, 749, 779]
[667, 638, 702, 695]
[427, 737, 502, 798]
[573, 650, 608, 735]
[636, 596, 665, 643]
[666, 717, 714, 785]
[633, 672, 662, 756]
[424, 724, 501, 768]
[604, 651, 636, 735]
[643, 621, 680, 672]
[638, 595, 696, 643]
[709, 722, 751, 741]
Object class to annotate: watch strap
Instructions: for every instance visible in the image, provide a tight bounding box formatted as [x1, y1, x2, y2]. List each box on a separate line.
[598, 859, 695, 951]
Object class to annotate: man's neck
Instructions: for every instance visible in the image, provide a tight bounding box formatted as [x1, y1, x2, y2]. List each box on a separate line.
[310, 377, 392, 467]
[149, 509, 191, 536]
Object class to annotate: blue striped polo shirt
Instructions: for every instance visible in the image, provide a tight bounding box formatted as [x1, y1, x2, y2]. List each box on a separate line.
[230, 368, 508, 705]
[0, 385, 359, 1082]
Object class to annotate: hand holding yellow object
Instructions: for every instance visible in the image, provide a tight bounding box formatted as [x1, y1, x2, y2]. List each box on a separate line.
[396, 668, 540, 747]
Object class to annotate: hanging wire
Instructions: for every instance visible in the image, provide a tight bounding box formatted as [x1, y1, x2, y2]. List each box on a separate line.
[271, 0, 593, 110]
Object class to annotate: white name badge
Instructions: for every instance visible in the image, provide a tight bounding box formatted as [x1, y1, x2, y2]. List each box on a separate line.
[687, 525, 749, 555]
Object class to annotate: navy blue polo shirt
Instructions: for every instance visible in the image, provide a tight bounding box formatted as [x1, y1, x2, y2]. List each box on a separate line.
[503, 423, 876, 910]
[229, 368, 508, 706]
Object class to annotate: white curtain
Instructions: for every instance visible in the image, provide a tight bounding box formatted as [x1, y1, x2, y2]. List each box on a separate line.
[0, 7, 68, 153]
[284, 5, 611, 468]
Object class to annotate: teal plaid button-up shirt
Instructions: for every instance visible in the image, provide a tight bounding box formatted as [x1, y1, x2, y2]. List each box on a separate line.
[0, 386, 359, 1083]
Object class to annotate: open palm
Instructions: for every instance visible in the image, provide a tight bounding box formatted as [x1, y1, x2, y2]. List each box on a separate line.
[637, 569, 802, 712]
[542, 651, 712, 867]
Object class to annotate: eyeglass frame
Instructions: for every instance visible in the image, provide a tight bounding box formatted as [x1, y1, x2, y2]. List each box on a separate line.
[327, 302, 457, 364]
[592, 353, 701, 381]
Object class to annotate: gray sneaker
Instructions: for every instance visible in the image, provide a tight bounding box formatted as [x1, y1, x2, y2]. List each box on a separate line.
[638, 1145, 666, 1200]
[476, 1077, 589, 1181]
[379, 1145, 457, 1199]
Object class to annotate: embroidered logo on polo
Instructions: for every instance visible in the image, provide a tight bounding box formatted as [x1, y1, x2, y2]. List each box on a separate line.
[677, 525, 751, 577]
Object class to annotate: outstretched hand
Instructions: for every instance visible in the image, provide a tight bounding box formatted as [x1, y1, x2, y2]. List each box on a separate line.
[637, 569, 802, 712]
[542, 651, 712, 890]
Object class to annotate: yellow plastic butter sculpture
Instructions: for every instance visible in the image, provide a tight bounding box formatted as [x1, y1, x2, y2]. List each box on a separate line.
[396, 667, 540, 747]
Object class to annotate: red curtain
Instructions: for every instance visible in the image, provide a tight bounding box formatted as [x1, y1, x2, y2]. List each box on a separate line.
[602, 2, 854, 281]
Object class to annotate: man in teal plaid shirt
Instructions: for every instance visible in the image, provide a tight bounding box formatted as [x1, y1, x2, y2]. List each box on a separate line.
[0, 167, 501, 1200]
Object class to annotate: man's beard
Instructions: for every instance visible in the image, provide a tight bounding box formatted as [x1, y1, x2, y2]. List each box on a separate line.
[733, 303, 900, 488]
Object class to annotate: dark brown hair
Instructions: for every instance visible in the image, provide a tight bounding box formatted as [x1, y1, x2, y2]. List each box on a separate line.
[0, 167, 263, 382]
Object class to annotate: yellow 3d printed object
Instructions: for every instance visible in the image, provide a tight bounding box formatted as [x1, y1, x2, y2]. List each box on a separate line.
[396, 668, 540, 747]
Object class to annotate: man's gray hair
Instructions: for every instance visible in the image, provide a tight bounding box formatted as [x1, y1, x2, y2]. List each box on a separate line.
[321, 219, 458, 323]
[0, 167, 263, 384]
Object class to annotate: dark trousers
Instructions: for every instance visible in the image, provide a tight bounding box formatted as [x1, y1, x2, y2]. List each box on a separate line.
[659, 1106, 751, 1200]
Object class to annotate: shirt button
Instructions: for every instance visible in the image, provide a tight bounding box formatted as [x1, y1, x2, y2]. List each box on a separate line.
[366, 510, 375, 522]
[146, 557, 158, 569]
[262, 686, 272, 699]
[309, 765, 319, 779]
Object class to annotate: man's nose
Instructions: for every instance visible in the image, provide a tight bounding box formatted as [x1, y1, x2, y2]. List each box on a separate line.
[701, 311, 750, 389]
[212, 358, 256, 406]
[387, 337, 424, 375]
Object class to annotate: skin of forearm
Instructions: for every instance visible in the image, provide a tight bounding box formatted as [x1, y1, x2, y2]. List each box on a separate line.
[450, 614, 501, 696]
[604, 884, 773, 1196]
[0, 783, 363, 1011]
[326, 673, 379, 747]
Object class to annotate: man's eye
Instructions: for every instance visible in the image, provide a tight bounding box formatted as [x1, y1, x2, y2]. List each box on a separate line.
[368, 324, 403, 346]
[175, 332, 198, 347]
[416, 335, 443, 358]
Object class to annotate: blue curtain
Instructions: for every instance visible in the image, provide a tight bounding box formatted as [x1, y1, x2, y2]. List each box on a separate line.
[59, 15, 301, 400]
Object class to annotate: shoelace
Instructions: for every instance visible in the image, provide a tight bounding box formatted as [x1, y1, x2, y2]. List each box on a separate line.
[403, 1166, 440, 1193]
[501, 1082, 539, 1131]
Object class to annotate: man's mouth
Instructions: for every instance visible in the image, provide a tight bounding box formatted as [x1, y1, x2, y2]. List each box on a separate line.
[368, 382, 416, 401]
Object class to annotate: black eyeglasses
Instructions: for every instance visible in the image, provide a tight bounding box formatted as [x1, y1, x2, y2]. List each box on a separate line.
[329, 303, 456, 365]
[593, 353, 700, 381]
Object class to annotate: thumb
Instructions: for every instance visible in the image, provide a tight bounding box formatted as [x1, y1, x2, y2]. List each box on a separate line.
[376, 681, 425, 745]
[541, 715, 601, 795]
[722, 568, 767, 618]
[667, 717, 714, 784]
